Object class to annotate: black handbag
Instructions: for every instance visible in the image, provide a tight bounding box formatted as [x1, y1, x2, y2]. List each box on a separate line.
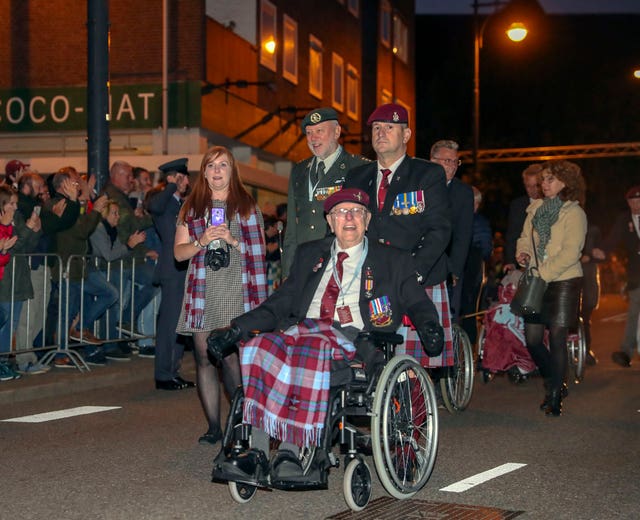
[510, 226, 547, 316]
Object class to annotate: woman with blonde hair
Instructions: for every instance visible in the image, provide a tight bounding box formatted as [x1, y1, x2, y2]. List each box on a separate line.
[175, 146, 267, 444]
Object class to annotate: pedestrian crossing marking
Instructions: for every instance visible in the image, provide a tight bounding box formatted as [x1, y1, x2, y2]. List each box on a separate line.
[1, 406, 121, 423]
[440, 463, 527, 493]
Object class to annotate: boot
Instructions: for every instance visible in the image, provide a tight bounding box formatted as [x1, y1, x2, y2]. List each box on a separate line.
[545, 388, 563, 417]
[540, 380, 568, 411]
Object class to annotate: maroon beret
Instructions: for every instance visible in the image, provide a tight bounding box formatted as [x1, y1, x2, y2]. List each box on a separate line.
[625, 185, 640, 200]
[324, 188, 370, 213]
[5, 159, 29, 177]
[366, 103, 409, 126]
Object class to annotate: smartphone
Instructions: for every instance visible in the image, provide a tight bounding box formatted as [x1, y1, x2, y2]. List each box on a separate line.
[33, 206, 41, 216]
[211, 207, 225, 226]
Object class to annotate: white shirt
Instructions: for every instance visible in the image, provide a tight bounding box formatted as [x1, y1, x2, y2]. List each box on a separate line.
[307, 241, 365, 329]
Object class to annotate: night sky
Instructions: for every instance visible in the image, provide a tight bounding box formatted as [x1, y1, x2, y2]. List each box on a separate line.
[415, 12, 640, 235]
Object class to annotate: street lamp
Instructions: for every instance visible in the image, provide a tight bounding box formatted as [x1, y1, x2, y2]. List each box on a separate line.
[472, 0, 539, 172]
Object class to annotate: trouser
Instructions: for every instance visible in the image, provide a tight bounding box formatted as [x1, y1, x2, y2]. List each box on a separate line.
[154, 275, 186, 381]
[16, 265, 50, 365]
[621, 286, 640, 357]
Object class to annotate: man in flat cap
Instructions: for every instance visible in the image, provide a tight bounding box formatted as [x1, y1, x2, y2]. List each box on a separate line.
[593, 185, 640, 367]
[146, 158, 194, 389]
[281, 107, 368, 277]
[344, 103, 453, 367]
[207, 188, 442, 484]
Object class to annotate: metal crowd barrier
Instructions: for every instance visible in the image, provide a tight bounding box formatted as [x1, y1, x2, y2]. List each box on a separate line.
[2, 253, 159, 372]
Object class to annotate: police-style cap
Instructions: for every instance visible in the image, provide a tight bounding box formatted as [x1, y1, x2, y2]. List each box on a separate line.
[5, 159, 29, 176]
[324, 188, 370, 213]
[301, 107, 339, 132]
[158, 157, 188, 175]
[625, 185, 640, 199]
[366, 103, 409, 126]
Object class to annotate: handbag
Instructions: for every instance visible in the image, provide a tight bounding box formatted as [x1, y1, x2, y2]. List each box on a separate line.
[510, 225, 547, 316]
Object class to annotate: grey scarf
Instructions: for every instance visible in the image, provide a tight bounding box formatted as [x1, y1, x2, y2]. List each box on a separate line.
[532, 197, 563, 260]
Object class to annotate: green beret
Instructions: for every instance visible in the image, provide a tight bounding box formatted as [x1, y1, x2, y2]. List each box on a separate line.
[301, 107, 339, 132]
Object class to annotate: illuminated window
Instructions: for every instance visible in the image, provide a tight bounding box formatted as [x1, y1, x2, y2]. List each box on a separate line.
[393, 14, 408, 64]
[260, 0, 277, 71]
[348, 0, 359, 18]
[332, 52, 344, 112]
[282, 15, 298, 84]
[309, 35, 323, 99]
[380, 0, 391, 48]
[346, 64, 359, 121]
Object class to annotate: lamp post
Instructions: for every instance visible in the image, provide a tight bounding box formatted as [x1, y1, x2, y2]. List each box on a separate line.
[472, 0, 529, 172]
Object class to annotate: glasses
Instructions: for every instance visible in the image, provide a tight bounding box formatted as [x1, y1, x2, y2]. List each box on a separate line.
[432, 156, 461, 166]
[330, 207, 368, 219]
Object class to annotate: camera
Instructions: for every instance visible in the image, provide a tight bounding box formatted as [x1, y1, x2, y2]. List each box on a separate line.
[205, 244, 230, 271]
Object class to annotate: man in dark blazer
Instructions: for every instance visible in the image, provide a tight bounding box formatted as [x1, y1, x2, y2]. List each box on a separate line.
[430, 139, 474, 320]
[593, 186, 640, 367]
[207, 188, 443, 482]
[504, 164, 543, 271]
[343, 103, 451, 287]
[146, 158, 194, 390]
[281, 107, 368, 277]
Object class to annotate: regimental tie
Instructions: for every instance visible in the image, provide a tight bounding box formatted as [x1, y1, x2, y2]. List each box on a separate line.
[319, 252, 349, 320]
[378, 168, 392, 210]
[311, 160, 325, 186]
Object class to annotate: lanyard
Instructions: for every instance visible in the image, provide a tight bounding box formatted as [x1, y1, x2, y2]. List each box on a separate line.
[330, 237, 368, 304]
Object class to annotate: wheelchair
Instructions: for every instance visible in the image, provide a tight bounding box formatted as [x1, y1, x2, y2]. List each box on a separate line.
[438, 324, 475, 413]
[211, 331, 439, 512]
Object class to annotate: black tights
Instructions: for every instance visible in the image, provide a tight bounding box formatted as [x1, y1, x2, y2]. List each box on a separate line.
[193, 331, 241, 434]
[524, 322, 568, 390]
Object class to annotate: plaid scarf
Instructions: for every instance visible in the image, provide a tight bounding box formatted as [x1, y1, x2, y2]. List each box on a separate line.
[399, 281, 454, 367]
[182, 207, 267, 329]
[241, 319, 356, 448]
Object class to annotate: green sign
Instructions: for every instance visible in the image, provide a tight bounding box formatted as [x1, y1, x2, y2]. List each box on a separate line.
[0, 81, 201, 132]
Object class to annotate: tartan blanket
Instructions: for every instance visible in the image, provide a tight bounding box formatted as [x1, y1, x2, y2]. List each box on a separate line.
[182, 207, 267, 329]
[241, 319, 356, 448]
[397, 281, 454, 367]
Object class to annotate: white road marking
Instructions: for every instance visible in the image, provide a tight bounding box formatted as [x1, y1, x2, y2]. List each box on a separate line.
[1, 406, 121, 423]
[440, 463, 527, 493]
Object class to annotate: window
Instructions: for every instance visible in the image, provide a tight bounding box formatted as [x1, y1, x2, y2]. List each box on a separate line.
[309, 35, 323, 99]
[260, 0, 277, 71]
[346, 64, 359, 121]
[393, 14, 408, 64]
[347, 0, 359, 18]
[282, 15, 298, 84]
[380, 0, 391, 48]
[332, 53, 344, 112]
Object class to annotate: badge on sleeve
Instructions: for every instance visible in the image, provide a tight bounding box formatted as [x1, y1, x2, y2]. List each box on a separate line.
[369, 296, 392, 327]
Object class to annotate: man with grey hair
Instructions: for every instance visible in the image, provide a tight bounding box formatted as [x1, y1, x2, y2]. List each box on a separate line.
[281, 107, 368, 277]
[430, 139, 474, 321]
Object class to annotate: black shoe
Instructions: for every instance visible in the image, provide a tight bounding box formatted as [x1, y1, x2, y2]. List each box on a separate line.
[585, 350, 598, 366]
[212, 448, 270, 485]
[104, 346, 131, 361]
[155, 378, 193, 390]
[540, 382, 568, 411]
[544, 388, 563, 417]
[198, 426, 222, 445]
[611, 351, 631, 367]
[175, 375, 195, 388]
[270, 449, 304, 481]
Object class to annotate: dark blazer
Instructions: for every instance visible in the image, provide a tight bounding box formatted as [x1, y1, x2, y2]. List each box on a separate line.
[282, 147, 368, 277]
[446, 177, 474, 278]
[343, 156, 451, 285]
[504, 195, 531, 266]
[602, 211, 640, 291]
[145, 183, 188, 280]
[234, 237, 438, 337]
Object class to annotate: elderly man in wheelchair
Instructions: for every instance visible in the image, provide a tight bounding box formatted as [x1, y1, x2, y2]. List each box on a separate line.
[207, 188, 444, 507]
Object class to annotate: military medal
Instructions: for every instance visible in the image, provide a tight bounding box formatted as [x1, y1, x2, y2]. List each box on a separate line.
[315, 185, 342, 201]
[364, 266, 374, 298]
[369, 295, 392, 327]
[313, 258, 324, 272]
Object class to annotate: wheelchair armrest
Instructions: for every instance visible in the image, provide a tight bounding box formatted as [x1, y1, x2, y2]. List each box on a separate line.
[356, 330, 404, 346]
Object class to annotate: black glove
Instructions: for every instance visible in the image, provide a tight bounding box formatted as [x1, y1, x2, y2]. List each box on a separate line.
[416, 320, 444, 357]
[207, 323, 242, 361]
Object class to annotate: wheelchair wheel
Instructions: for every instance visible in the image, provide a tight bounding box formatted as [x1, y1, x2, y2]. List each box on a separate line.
[567, 318, 586, 383]
[440, 325, 475, 413]
[228, 481, 258, 504]
[371, 355, 439, 499]
[343, 457, 372, 512]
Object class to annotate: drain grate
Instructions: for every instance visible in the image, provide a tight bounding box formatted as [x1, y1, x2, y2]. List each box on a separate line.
[327, 497, 525, 519]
